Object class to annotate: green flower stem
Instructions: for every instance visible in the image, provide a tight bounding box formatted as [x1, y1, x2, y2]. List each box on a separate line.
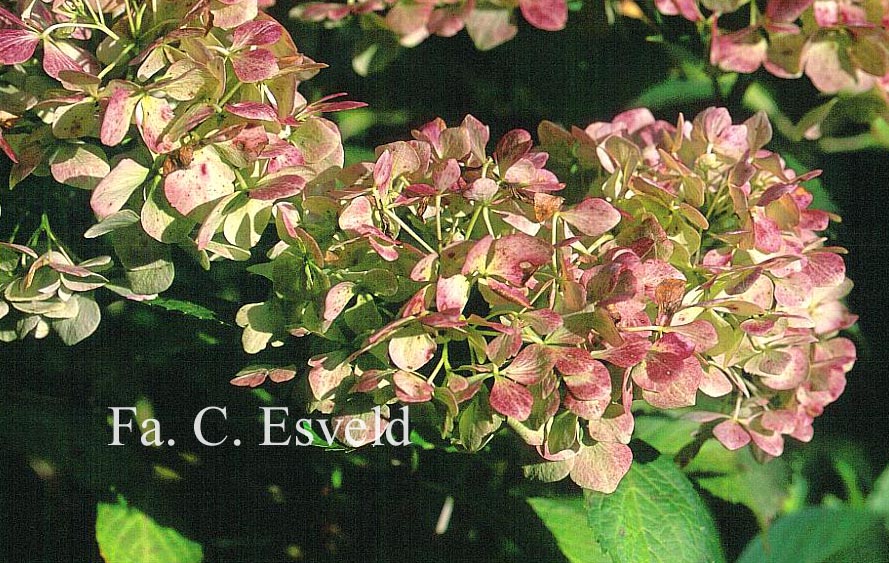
[482, 206, 495, 238]
[98, 42, 135, 80]
[549, 215, 561, 308]
[38, 214, 74, 263]
[218, 81, 244, 108]
[528, 278, 554, 308]
[521, 327, 545, 346]
[550, 214, 560, 269]
[233, 168, 249, 192]
[8, 222, 21, 243]
[78, 0, 104, 28]
[465, 372, 491, 385]
[480, 157, 492, 179]
[43, 22, 120, 42]
[384, 209, 436, 254]
[464, 205, 483, 240]
[704, 179, 729, 222]
[733, 394, 743, 420]
[122, 0, 137, 38]
[427, 344, 449, 383]
[143, 18, 182, 38]
[434, 195, 443, 252]
[621, 325, 665, 333]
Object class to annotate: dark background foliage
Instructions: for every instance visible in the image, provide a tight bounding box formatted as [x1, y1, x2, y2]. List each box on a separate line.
[2, 3, 888, 561]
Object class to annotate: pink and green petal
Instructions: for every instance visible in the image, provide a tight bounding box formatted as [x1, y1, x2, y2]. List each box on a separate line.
[568, 442, 633, 494]
[388, 331, 436, 372]
[490, 376, 534, 421]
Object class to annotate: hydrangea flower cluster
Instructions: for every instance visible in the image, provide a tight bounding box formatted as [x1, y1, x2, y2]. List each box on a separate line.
[292, 0, 569, 50]
[0, 0, 356, 342]
[235, 107, 856, 493]
[657, 0, 889, 95]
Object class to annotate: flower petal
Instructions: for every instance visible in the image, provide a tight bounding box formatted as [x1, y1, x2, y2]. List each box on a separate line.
[560, 198, 621, 237]
[393, 370, 434, 403]
[489, 376, 534, 420]
[231, 20, 283, 50]
[713, 419, 751, 450]
[568, 442, 633, 493]
[388, 332, 436, 372]
[503, 344, 553, 385]
[555, 348, 611, 401]
[520, 0, 568, 31]
[164, 148, 236, 216]
[90, 158, 150, 219]
[232, 48, 279, 83]
[0, 29, 39, 65]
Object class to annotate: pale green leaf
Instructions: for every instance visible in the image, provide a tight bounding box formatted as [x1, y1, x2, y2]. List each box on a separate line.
[867, 463, 889, 527]
[290, 116, 344, 170]
[523, 458, 573, 483]
[633, 415, 700, 456]
[84, 210, 141, 239]
[528, 497, 610, 563]
[51, 294, 100, 345]
[792, 98, 838, 142]
[685, 440, 790, 528]
[96, 498, 203, 563]
[586, 456, 724, 563]
[737, 507, 888, 563]
[635, 77, 715, 111]
[112, 226, 175, 295]
[141, 180, 195, 244]
[351, 22, 403, 76]
[143, 298, 222, 323]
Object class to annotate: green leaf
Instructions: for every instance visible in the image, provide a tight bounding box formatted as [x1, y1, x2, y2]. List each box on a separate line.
[143, 298, 222, 323]
[737, 507, 889, 563]
[586, 456, 724, 563]
[91, 158, 150, 219]
[352, 39, 402, 77]
[141, 180, 195, 244]
[867, 463, 889, 528]
[792, 99, 838, 142]
[524, 458, 573, 483]
[125, 260, 175, 296]
[50, 143, 110, 190]
[357, 268, 399, 297]
[343, 294, 382, 335]
[352, 16, 402, 76]
[687, 441, 790, 528]
[548, 411, 579, 453]
[634, 76, 716, 110]
[633, 414, 700, 456]
[528, 496, 610, 563]
[96, 497, 203, 563]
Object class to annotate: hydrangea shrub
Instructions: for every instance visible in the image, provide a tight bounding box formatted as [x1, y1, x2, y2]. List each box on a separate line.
[0, 0, 857, 495]
[0, 0, 359, 341]
[234, 107, 857, 492]
[292, 0, 569, 51]
[655, 0, 889, 96]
